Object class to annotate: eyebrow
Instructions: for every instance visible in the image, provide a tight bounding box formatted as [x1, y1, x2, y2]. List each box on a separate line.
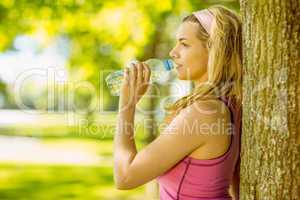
[178, 37, 188, 41]
[175, 36, 188, 41]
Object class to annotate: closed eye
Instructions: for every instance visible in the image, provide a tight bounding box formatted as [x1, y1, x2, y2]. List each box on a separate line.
[181, 42, 189, 47]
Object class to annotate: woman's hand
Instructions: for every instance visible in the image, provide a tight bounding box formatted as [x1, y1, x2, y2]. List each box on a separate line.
[119, 61, 151, 111]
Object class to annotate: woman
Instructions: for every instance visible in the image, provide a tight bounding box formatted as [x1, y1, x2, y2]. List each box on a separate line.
[113, 5, 242, 200]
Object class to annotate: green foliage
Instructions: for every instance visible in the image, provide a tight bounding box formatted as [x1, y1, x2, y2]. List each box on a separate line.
[0, 137, 147, 199]
[0, 0, 239, 80]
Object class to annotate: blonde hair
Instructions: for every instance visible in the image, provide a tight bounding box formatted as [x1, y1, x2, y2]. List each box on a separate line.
[164, 5, 242, 120]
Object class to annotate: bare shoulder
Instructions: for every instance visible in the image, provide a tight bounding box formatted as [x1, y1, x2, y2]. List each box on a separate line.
[181, 98, 231, 120]
[183, 99, 232, 159]
[162, 98, 231, 138]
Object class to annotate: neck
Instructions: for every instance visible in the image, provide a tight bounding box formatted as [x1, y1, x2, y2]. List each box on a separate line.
[193, 72, 208, 88]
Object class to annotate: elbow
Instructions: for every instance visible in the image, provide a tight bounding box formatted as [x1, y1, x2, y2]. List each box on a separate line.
[115, 183, 131, 190]
[114, 178, 127, 190]
[115, 180, 135, 190]
[114, 175, 134, 190]
[113, 167, 142, 190]
[115, 182, 126, 190]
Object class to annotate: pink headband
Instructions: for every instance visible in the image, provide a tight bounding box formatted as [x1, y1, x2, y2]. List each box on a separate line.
[192, 9, 214, 35]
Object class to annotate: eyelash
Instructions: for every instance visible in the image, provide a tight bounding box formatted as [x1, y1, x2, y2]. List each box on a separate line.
[181, 42, 189, 47]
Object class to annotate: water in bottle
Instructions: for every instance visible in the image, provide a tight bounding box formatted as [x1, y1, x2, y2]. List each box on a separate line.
[105, 58, 175, 96]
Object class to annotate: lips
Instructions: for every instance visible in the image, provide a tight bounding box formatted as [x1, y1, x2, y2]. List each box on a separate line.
[176, 64, 183, 69]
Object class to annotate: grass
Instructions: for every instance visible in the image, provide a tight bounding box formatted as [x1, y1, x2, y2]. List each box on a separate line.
[0, 164, 146, 200]
[0, 127, 150, 200]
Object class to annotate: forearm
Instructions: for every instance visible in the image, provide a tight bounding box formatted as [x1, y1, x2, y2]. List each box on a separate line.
[113, 106, 137, 186]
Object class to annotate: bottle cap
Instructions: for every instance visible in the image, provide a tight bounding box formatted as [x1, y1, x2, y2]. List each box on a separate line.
[163, 59, 174, 71]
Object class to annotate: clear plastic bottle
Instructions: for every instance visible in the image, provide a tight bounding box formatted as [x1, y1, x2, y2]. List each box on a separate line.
[105, 58, 175, 96]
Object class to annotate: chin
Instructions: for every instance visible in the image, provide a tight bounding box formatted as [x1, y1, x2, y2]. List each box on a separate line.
[177, 73, 192, 80]
[177, 74, 185, 80]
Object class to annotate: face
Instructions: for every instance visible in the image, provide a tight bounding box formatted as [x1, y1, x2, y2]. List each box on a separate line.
[169, 21, 209, 83]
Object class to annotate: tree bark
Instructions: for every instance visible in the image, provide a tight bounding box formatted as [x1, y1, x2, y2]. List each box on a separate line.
[240, 0, 300, 199]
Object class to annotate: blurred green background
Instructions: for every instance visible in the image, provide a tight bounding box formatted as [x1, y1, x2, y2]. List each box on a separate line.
[0, 0, 239, 199]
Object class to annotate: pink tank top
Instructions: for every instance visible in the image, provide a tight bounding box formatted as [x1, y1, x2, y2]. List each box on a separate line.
[156, 96, 242, 200]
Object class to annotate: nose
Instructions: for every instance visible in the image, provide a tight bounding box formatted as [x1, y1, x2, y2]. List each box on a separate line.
[169, 47, 179, 59]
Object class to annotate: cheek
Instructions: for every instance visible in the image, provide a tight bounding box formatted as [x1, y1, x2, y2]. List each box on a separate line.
[185, 54, 203, 69]
[179, 50, 193, 68]
[178, 50, 208, 79]
[189, 49, 208, 69]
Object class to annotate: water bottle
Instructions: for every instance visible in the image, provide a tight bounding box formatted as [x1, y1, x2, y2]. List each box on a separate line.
[105, 58, 175, 96]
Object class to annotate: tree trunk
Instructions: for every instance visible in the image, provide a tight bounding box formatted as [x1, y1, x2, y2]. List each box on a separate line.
[240, 0, 300, 199]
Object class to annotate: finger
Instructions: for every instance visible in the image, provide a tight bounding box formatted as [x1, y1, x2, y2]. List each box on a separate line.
[128, 63, 133, 82]
[143, 63, 151, 83]
[133, 63, 138, 85]
[130, 63, 137, 87]
[136, 62, 143, 86]
[124, 67, 130, 85]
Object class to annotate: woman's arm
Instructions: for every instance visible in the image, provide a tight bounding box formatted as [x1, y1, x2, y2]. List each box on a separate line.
[114, 100, 228, 189]
[113, 105, 137, 188]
